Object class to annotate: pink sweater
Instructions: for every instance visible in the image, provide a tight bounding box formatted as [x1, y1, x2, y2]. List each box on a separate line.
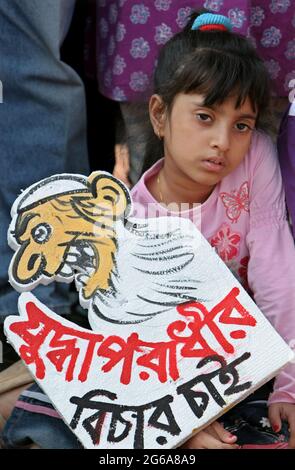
[131, 131, 295, 405]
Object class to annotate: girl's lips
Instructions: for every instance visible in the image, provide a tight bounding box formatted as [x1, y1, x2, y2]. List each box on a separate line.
[201, 159, 225, 173]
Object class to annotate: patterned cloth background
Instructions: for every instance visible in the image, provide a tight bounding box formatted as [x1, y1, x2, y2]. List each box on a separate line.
[86, 0, 295, 100]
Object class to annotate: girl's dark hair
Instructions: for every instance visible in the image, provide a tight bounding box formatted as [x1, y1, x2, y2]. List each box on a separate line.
[142, 9, 273, 174]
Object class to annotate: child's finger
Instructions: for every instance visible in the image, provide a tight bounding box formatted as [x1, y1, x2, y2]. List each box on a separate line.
[187, 430, 239, 449]
[211, 421, 238, 443]
[199, 432, 238, 449]
[268, 406, 282, 433]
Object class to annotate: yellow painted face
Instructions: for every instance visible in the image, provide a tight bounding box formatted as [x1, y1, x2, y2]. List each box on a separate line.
[10, 172, 131, 291]
[11, 194, 88, 284]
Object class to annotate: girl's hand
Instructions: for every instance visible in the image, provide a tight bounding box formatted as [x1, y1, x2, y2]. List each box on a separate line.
[268, 402, 295, 448]
[183, 421, 239, 449]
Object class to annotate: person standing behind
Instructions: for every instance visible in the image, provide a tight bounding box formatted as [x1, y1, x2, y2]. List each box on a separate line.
[278, 100, 295, 240]
[0, 0, 89, 371]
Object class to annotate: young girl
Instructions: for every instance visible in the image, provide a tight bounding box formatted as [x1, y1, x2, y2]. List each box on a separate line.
[2, 10, 295, 451]
[131, 11, 295, 449]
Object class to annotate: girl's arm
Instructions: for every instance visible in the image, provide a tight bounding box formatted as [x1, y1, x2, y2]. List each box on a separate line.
[246, 133, 295, 446]
[246, 133, 295, 404]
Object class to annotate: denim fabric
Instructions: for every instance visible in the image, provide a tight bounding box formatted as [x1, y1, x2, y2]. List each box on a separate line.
[220, 401, 290, 446]
[0, 0, 89, 320]
[1, 384, 82, 449]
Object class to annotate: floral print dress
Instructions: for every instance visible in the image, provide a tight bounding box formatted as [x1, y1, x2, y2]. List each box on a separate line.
[90, 0, 295, 101]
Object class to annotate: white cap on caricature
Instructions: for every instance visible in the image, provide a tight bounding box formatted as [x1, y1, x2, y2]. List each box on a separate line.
[12, 174, 88, 214]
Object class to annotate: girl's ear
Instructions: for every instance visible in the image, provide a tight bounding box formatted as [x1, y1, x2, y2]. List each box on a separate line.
[149, 94, 166, 139]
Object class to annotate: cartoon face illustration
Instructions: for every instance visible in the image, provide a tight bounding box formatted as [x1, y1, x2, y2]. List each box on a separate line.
[9, 172, 131, 299]
[8, 170, 209, 328]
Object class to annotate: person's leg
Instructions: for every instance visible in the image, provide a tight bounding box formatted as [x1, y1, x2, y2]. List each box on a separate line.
[220, 400, 289, 448]
[0, 1, 89, 352]
[217, 381, 290, 448]
[0, 385, 33, 431]
[1, 383, 82, 449]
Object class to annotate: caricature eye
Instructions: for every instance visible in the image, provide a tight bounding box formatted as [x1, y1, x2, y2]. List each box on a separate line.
[31, 223, 52, 244]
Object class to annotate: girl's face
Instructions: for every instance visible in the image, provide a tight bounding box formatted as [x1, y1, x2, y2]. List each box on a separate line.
[156, 92, 257, 198]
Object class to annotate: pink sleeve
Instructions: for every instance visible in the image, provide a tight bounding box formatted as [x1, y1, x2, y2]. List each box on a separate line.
[246, 133, 295, 405]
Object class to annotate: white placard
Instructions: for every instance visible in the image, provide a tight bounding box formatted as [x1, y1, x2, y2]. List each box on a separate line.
[5, 171, 294, 449]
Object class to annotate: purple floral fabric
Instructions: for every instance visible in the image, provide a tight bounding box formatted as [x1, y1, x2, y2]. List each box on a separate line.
[93, 0, 295, 100]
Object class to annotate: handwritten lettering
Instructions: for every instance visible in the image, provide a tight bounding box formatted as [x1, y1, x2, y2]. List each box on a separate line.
[177, 353, 251, 418]
[9, 288, 256, 384]
[69, 353, 252, 448]
[9, 301, 104, 381]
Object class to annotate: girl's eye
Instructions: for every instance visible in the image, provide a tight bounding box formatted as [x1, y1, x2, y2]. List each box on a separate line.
[235, 122, 253, 132]
[196, 113, 212, 122]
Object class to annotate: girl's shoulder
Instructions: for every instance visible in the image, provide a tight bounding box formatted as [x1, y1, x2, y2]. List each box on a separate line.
[131, 159, 163, 202]
[219, 131, 277, 194]
[248, 130, 275, 158]
[243, 130, 277, 174]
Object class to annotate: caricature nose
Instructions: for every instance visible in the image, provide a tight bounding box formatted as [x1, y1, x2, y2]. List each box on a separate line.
[210, 125, 230, 152]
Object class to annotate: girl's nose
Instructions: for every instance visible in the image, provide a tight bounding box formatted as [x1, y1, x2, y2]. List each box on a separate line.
[210, 127, 230, 153]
